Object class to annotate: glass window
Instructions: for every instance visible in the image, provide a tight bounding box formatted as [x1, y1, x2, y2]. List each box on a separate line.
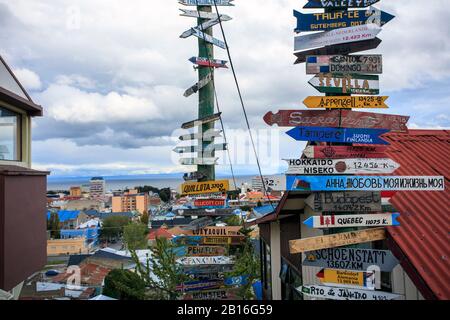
[0, 107, 20, 161]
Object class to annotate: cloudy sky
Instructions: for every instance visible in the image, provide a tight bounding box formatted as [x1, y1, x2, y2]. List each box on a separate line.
[1, 0, 449, 178]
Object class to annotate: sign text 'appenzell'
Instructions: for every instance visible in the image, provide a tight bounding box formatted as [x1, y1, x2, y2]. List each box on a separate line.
[306, 55, 382, 74]
[181, 180, 229, 195]
[303, 96, 388, 109]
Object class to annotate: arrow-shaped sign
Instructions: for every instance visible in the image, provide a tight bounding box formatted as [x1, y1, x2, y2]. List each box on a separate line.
[179, 0, 235, 6]
[306, 55, 382, 74]
[191, 28, 227, 49]
[181, 112, 222, 129]
[180, 16, 232, 38]
[294, 24, 381, 52]
[316, 268, 377, 290]
[303, 146, 389, 159]
[308, 73, 379, 95]
[174, 144, 228, 154]
[263, 110, 409, 132]
[184, 72, 213, 97]
[294, 38, 382, 64]
[303, 248, 399, 272]
[297, 284, 403, 300]
[294, 8, 394, 33]
[303, 96, 388, 109]
[180, 9, 231, 21]
[179, 129, 222, 141]
[286, 127, 390, 145]
[285, 158, 400, 174]
[303, 0, 380, 9]
[180, 158, 219, 166]
[189, 57, 228, 68]
[303, 213, 401, 229]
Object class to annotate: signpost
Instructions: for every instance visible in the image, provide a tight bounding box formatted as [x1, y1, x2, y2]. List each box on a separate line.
[190, 226, 242, 237]
[306, 55, 382, 74]
[294, 9, 394, 32]
[174, 144, 227, 154]
[181, 180, 229, 195]
[185, 246, 227, 256]
[308, 73, 379, 95]
[183, 264, 234, 275]
[180, 158, 218, 165]
[302, 248, 399, 272]
[303, 145, 389, 159]
[305, 191, 382, 212]
[263, 110, 409, 132]
[303, 96, 388, 109]
[176, 208, 236, 217]
[189, 57, 228, 68]
[180, 9, 223, 20]
[176, 279, 223, 292]
[285, 158, 399, 174]
[179, 129, 222, 141]
[224, 275, 250, 287]
[202, 236, 245, 245]
[294, 38, 382, 64]
[184, 73, 213, 97]
[181, 112, 222, 129]
[286, 175, 446, 192]
[286, 127, 390, 145]
[297, 284, 402, 300]
[303, 213, 401, 228]
[316, 269, 376, 289]
[176, 256, 234, 266]
[303, 0, 380, 9]
[179, 0, 235, 6]
[182, 217, 215, 231]
[289, 228, 386, 254]
[191, 28, 227, 49]
[183, 288, 241, 301]
[193, 198, 227, 208]
[294, 24, 381, 52]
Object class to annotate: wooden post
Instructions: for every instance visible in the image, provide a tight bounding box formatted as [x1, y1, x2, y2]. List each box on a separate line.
[197, 5, 215, 182]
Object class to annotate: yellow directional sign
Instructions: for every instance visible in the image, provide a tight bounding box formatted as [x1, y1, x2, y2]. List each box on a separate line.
[289, 227, 386, 254]
[303, 96, 388, 109]
[317, 269, 375, 288]
[181, 180, 229, 195]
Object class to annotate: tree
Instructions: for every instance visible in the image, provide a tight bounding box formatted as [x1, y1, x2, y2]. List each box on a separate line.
[224, 215, 242, 227]
[140, 210, 149, 226]
[131, 237, 188, 300]
[47, 211, 61, 239]
[159, 188, 171, 203]
[103, 269, 146, 300]
[100, 216, 130, 241]
[123, 223, 148, 251]
[257, 200, 263, 207]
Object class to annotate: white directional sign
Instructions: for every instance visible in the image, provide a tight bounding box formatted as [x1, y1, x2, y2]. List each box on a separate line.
[180, 158, 219, 166]
[303, 213, 400, 229]
[179, 129, 222, 141]
[176, 256, 234, 266]
[174, 144, 227, 154]
[294, 24, 381, 52]
[180, 16, 232, 39]
[184, 72, 213, 97]
[180, 9, 231, 21]
[191, 28, 227, 49]
[285, 158, 400, 175]
[179, 0, 235, 6]
[297, 285, 403, 300]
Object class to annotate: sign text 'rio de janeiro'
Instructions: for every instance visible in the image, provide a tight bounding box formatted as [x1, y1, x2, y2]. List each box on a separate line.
[297, 284, 403, 300]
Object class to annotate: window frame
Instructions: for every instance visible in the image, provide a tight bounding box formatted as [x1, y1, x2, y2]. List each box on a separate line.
[0, 105, 22, 162]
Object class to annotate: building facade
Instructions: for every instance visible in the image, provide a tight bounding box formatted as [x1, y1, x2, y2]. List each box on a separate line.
[112, 190, 149, 214]
[89, 177, 105, 199]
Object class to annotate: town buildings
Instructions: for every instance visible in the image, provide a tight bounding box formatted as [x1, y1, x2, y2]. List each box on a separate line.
[89, 177, 105, 199]
[112, 189, 149, 214]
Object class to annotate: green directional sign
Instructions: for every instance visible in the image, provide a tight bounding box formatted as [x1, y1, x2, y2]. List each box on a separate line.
[308, 73, 379, 95]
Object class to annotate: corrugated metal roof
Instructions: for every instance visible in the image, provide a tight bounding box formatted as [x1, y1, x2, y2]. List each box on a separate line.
[384, 130, 450, 300]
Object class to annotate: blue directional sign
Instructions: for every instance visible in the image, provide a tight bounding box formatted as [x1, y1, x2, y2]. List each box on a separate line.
[172, 236, 203, 246]
[286, 126, 389, 145]
[294, 9, 395, 32]
[303, 0, 380, 9]
[224, 275, 250, 287]
[286, 176, 446, 192]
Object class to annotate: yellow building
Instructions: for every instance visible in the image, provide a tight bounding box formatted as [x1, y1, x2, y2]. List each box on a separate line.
[112, 190, 149, 214]
[47, 238, 88, 256]
[69, 186, 82, 197]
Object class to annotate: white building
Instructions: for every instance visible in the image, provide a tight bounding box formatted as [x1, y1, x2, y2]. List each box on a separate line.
[89, 177, 105, 199]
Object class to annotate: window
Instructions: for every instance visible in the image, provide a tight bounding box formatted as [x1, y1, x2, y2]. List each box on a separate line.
[0, 107, 21, 161]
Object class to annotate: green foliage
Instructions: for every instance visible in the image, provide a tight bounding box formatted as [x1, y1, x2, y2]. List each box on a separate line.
[140, 210, 149, 226]
[240, 205, 252, 212]
[131, 237, 188, 300]
[134, 185, 171, 203]
[123, 223, 148, 251]
[158, 188, 171, 203]
[47, 211, 61, 239]
[223, 215, 242, 227]
[100, 216, 130, 241]
[103, 269, 146, 300]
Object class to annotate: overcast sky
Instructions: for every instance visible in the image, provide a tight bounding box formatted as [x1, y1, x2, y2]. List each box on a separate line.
[1, 0, 449, 178]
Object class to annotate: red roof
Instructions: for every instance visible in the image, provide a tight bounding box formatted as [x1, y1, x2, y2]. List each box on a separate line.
[148, 227, 174, 240]
[383, 130, 450, 300]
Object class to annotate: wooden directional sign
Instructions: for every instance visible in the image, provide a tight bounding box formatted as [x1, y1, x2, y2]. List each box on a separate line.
[193, 198, 227, 208]
[184, 72, 213, 97]
[303, 96, 388, 109]
[180, 158, 218, 166]
[306, 55, 382, 74]
[174, 144, 227, 154]
[180, 9, 221, 20]
[180, 16, 232, 39]
[181, 180, 229, 195]
[302, 248, 399, 272]
[294, 38, 382, 64]
[176, 279, 223, 292]
[182, 217, 215, 231]
[179, 129, 222, 141]
[297, 285, 402, 300]
[203, 236, 245, 245]
[305, 191, 382, 212]
[294, 24, 381, 52]
[286, 176, 446, 192]
[303, 146, 389, 159]
[285, 158, 400, 175]
[190, 226, 242, 237]
[286, 127, 390, 145]
[289, 228, 386, 254]
[308, 73, 379, 95]
[303, 213, 401, 229]
[189, 57, 228, 68]
[179, 0, 235, 6]
[177, 256, 234, 266]
[294, 9, 394, 33]
[303, 0, 380, 9]
[183, 264, 234, 275]
[263, 110, 409, 133]
[181, 112, 221, 129]
[183, 288, 241, 301]
[185, 246, 227, 256]
[176, 208, 236, 217]
[191, 28, 227, 49]
[316, 269, 376, 289]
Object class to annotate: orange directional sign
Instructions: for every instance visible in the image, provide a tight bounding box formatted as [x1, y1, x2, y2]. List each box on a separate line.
[303, 96, 388, 109]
